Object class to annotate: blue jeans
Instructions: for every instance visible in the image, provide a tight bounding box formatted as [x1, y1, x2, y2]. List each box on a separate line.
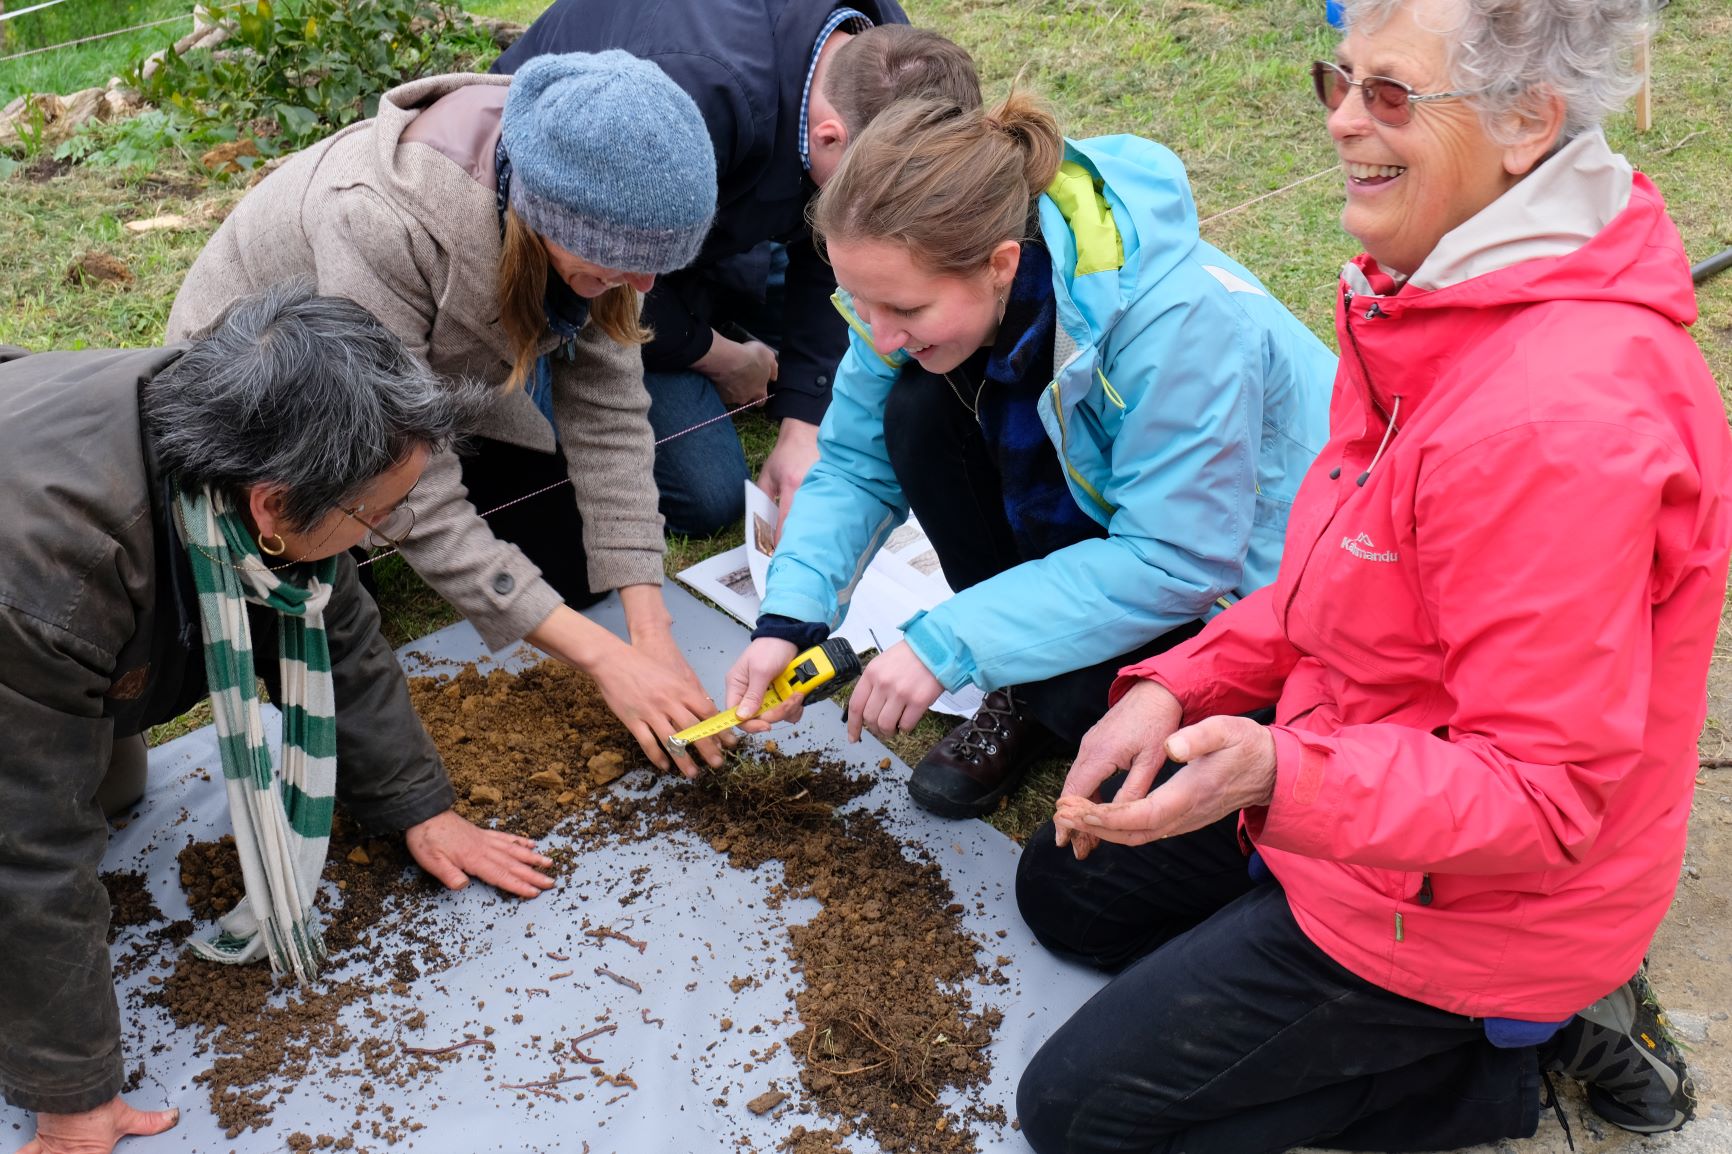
[645, 369, 749, 537]
[645, 242, 786, 537]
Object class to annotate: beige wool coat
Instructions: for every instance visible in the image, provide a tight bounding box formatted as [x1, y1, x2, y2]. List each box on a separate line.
[167, 73, 665, 651]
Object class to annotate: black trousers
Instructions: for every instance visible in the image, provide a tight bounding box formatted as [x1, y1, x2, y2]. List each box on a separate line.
[1013, 773, 1542, 1154]
[881, 365, 1202, 744]
[457, 437, 607, 611]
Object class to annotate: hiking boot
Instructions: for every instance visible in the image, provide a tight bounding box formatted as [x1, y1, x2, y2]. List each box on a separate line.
[907, 689, 1053, 819]
[1544, 967, 1696, 1134]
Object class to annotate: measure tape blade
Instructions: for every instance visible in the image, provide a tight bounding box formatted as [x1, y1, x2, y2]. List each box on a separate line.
[669, 707, 746, 751]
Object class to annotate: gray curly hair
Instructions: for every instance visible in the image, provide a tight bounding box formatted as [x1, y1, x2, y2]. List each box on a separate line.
[1340, 0, 1651, 144]
[145, 281, 492, 531]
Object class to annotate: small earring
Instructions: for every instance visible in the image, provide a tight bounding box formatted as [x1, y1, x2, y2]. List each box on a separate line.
[258, 532, 287, 556]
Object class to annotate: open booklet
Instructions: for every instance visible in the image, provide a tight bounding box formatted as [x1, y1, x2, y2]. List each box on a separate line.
[675, 481, 985, 718]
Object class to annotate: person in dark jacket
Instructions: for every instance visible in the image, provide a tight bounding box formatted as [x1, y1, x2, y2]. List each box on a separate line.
[0, 284, 554, 1154]
[494, 6, 981, 535]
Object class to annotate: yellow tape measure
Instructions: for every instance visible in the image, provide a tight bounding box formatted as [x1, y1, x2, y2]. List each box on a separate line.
[667, 638, 862, 756]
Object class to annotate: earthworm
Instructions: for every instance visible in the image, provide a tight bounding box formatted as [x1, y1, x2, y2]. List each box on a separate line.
[403, 1037, 494, 1058]
[584, 926, 648, 954]
[594, 966, 642, 993]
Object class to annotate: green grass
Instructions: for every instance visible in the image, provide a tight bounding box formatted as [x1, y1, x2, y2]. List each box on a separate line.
[4, 0, 1730, 840]
[1, 0, 198, 103]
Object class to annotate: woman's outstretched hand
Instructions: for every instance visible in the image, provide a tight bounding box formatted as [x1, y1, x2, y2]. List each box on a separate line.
[1054, 679, 1185, 858]
[724, 637, 802, 730]
[405, 810, 554, 899]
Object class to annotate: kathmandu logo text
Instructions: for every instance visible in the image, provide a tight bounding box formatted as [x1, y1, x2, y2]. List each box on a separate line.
[1341, 532, 1399, 563]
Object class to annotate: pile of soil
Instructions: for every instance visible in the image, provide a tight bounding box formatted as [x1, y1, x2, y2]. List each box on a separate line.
[409, 661, 643, 840]
[177, 835, 245, 922]
[124, 657, 1004, 1152]
[149, 815, 457, 1143]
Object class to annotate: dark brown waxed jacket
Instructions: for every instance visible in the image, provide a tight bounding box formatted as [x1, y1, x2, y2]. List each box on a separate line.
[0, 346, 453, 1115]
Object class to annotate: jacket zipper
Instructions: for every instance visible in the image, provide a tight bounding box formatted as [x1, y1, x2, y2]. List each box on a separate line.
[1396, 874, 1434, 942]
[1279, 290, 1399, 622]
[1046, 379, 1116, 517]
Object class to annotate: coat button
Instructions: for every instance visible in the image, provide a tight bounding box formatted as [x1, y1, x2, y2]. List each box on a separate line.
[492, 573, 514, 595]
[816, 374, 829, 386]
[1329, 467, 1341, 480]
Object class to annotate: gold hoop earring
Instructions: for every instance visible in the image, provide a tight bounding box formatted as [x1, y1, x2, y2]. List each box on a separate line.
[258, 532, 287, 556]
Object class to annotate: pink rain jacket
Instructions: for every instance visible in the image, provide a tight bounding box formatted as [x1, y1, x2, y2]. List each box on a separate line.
[1127, 173, 1732, 1020]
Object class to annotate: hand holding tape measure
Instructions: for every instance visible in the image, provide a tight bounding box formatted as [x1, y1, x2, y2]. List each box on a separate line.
[671, 638, 863, 756]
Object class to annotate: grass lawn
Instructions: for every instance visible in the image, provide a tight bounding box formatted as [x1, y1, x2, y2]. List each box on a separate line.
[4, 0, 1730, 838]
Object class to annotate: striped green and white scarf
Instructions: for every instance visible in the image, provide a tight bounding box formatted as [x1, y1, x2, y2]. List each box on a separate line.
[175, 484, 338, 981]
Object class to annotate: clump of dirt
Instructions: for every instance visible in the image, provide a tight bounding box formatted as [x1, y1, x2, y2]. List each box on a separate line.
[66, 250, 133, 287]
[178, 835, 245, 922]
[102, 870, 163, 943]
[408, 662, 642, 839]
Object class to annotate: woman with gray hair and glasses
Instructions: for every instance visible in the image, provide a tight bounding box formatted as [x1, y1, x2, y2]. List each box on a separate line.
[1014, 2, 1730, 1151]
[0, 284, 554, 1154]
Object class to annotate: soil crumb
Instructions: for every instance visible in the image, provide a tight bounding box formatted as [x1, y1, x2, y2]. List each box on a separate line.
[103, 870, 163, 943]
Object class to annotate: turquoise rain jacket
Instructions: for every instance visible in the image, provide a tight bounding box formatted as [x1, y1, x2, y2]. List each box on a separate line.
[761, 135, 1336, 693]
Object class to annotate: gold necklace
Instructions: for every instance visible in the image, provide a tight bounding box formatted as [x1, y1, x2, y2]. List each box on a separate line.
[943, 366, 986, 417]
[174, 502, 308, 574]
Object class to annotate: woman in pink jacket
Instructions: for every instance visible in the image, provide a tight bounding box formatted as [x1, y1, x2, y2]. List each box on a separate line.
[1014, 1, 1732, 1151]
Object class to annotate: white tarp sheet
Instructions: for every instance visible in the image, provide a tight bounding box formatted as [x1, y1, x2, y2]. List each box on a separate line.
[1, 585, 1108, 1153]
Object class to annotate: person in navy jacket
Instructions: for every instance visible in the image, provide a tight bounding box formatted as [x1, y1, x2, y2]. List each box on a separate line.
[495, 4, 981, 535]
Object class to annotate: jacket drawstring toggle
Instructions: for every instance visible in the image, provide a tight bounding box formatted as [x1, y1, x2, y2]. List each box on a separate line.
[1356, 394, 1401, 486]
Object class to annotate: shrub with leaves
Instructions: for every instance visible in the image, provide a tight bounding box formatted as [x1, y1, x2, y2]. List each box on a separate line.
[53, 109, 231, 174]
[135, 0, 497, 155]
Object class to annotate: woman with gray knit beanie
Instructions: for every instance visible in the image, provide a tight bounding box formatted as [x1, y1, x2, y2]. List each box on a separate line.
[168, 51, 733, 774]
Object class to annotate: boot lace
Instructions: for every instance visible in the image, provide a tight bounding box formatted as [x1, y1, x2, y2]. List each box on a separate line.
[953, 693, 1018, 763]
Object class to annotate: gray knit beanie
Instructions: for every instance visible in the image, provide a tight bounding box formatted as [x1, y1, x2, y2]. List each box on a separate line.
[502, 50, 717, 274]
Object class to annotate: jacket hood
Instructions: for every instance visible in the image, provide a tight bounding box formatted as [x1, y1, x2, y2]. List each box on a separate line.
[1337, 167, 1697, 422]
[1040, 134, 1199, 352]
[1345, 169, 1696, 330]
[373, 72, 512, 254]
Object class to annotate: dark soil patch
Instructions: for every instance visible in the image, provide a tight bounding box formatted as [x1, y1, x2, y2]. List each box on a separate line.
[21, 153, 74, 182]
[131, 172, 208, 200]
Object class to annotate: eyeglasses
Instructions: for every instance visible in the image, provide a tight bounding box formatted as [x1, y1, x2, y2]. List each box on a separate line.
[341, 500, 416, 549]
[1311, 60, 1468, 127]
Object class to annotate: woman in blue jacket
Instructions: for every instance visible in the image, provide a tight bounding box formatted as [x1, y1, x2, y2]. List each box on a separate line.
[726, 93, 1335, 817]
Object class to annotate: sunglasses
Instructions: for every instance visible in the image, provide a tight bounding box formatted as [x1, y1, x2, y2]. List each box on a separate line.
[1311, 60, 1468, 127]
